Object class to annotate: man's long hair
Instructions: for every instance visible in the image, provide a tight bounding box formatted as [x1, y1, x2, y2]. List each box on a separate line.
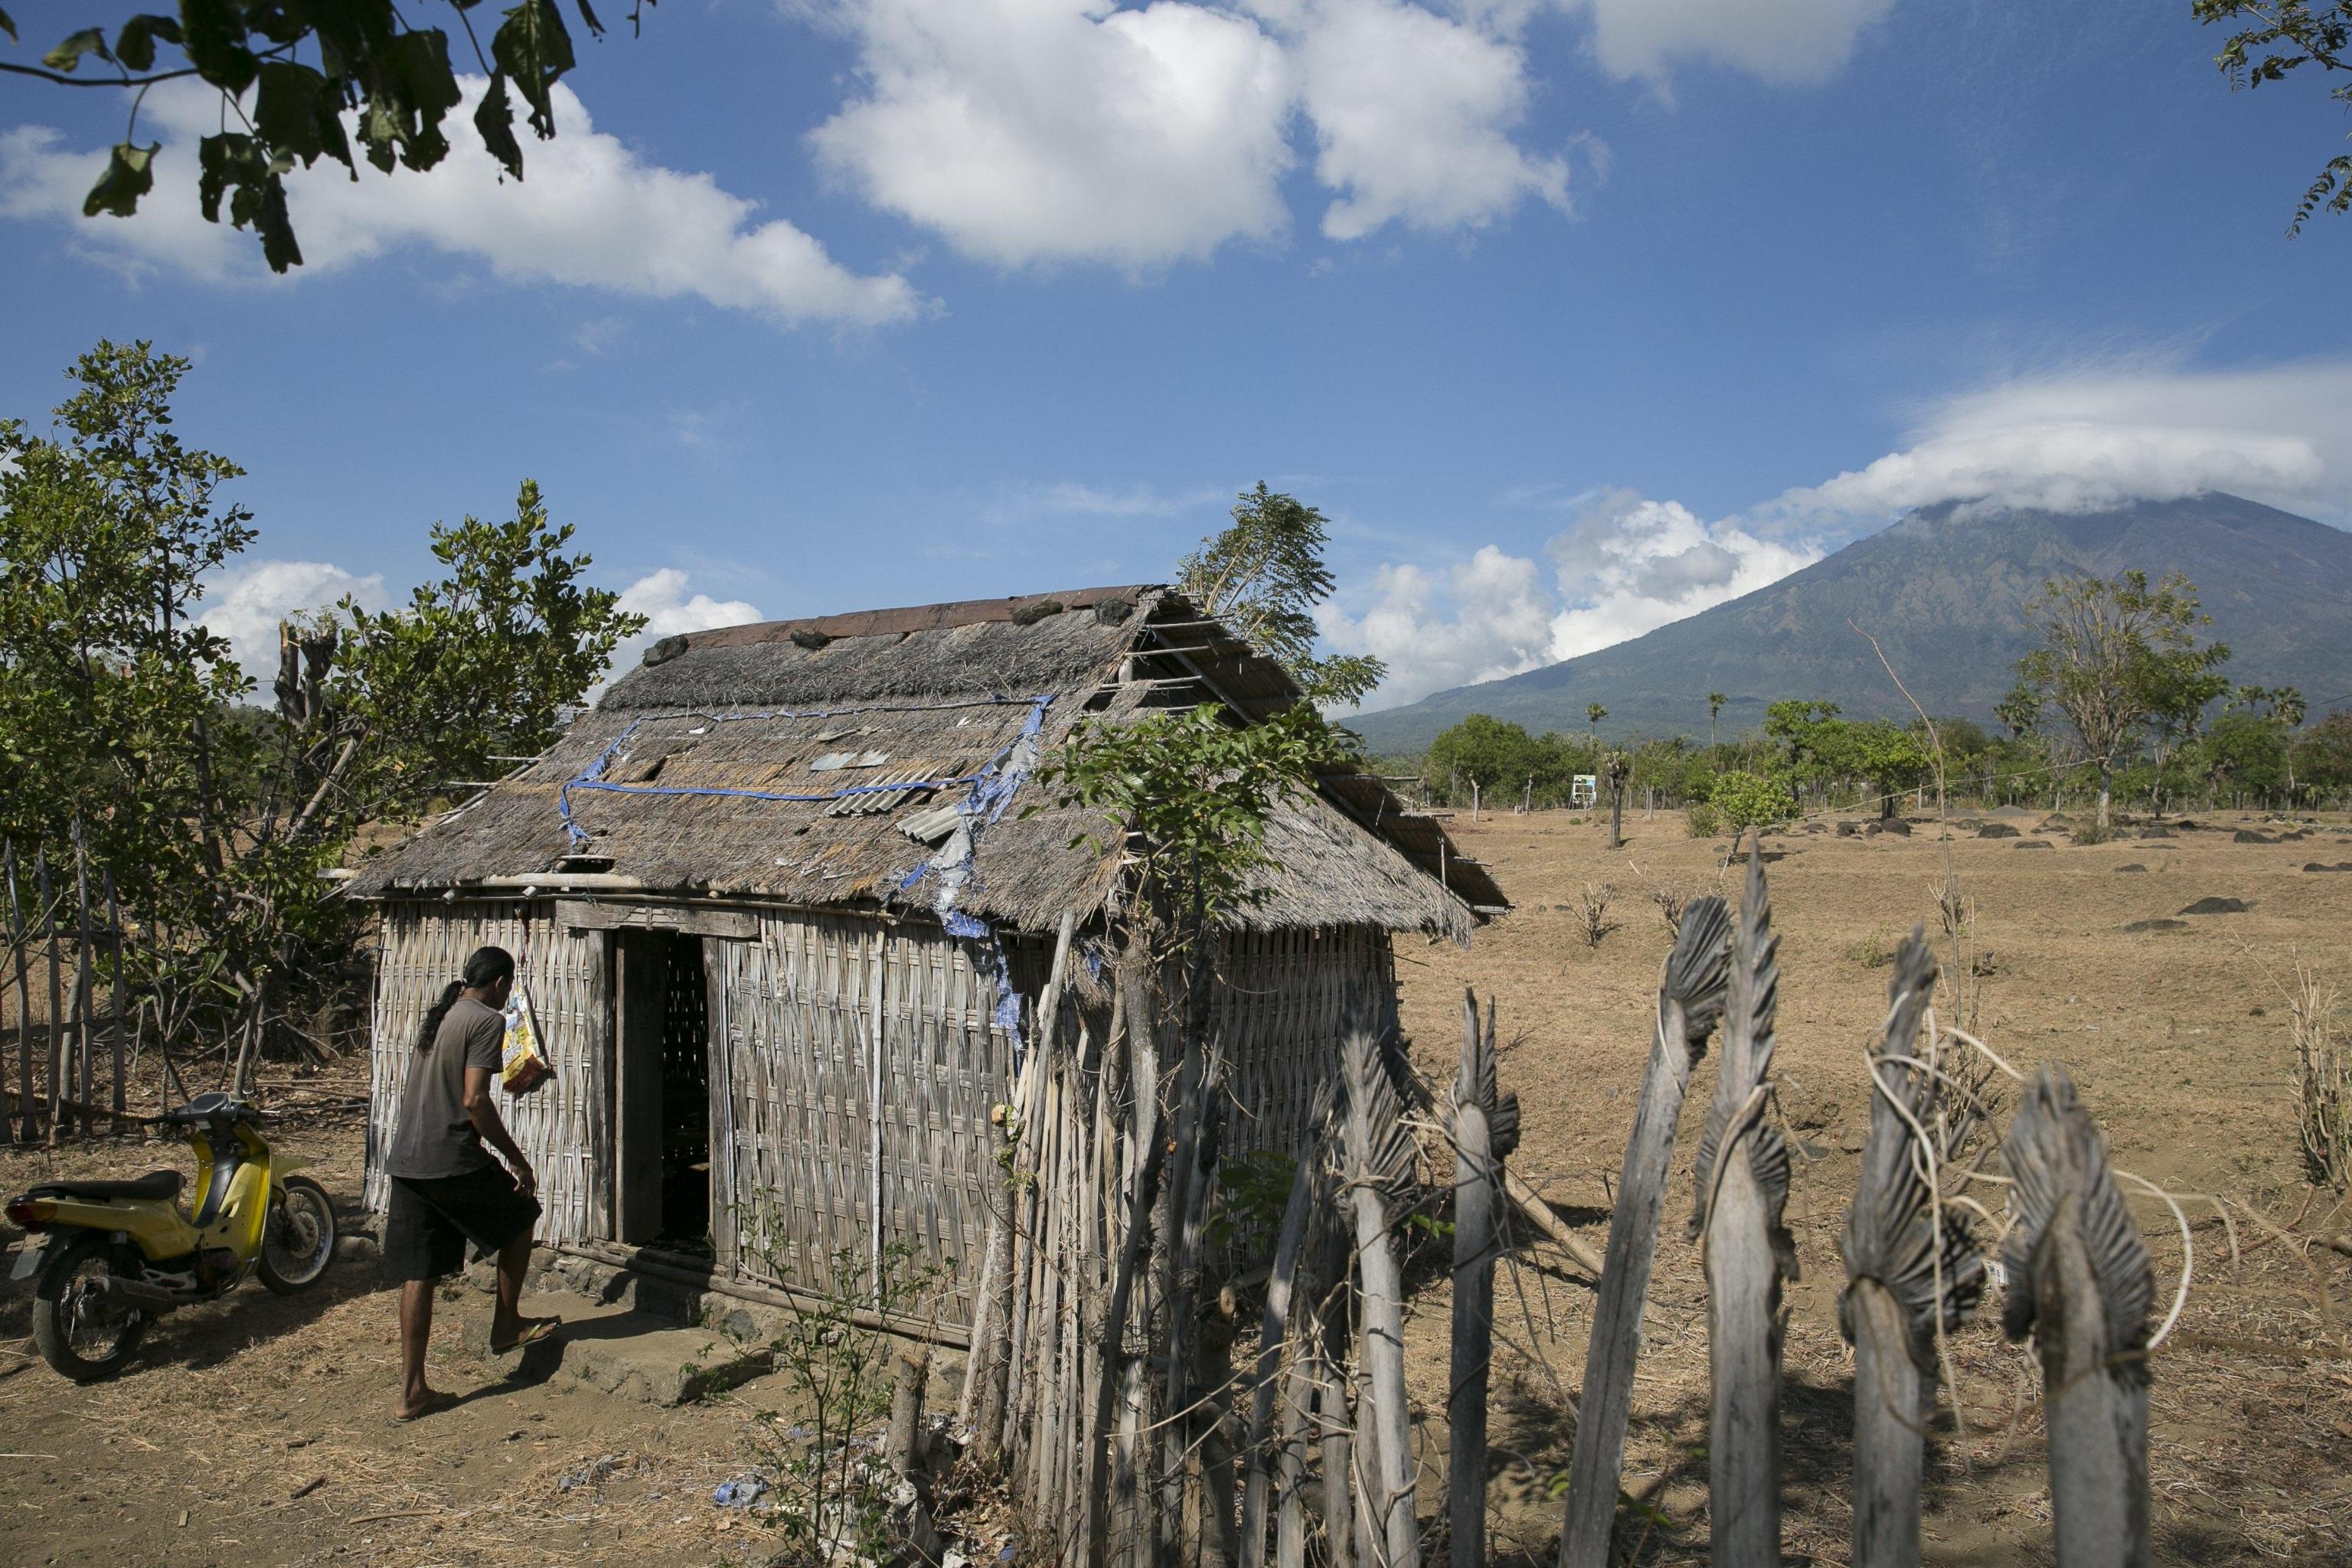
[416, 946, 515, 1051]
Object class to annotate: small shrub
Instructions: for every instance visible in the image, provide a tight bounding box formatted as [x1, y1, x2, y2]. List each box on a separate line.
[735, 1220, 949, 1566]
[1574, 882, 1619, 949]
[1685, 801, 1722, 838]
[1708, 769, 1797, 834]
[2293, 966, 2350, 1191]
[1650, 882, 1690, 937]
[1849, 928, 1897, 969]
[2070, 823, 2113, 847]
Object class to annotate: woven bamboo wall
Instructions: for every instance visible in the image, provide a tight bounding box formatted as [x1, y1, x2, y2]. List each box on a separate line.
[707, 911, 1017, 1327]
[364, 900, 1394, 1336]
[364, 901, 612, 1246]
[1210, 925, 1396, 1168]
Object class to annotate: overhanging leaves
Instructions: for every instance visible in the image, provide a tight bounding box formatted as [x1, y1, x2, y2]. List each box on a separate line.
[42, 25, 111, 71]
[83, 142, 158, 219]
[13, 0, 642, 267]
[492, 0, 579, 140]
[113, 13, 183, 72]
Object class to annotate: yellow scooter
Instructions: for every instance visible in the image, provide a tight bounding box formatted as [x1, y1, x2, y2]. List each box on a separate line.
[4, 1091, 338, 1381]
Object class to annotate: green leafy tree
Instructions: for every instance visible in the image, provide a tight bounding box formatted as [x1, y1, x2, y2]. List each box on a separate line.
[1, 341, 644, 1076]
[0, 339, 251, 900]
[2294, 709, 2352, 800]
[1707, 769, 1797, 834]
[2200, 710, 2292, 802]
[1, 1, 647, 272]
[1995, 683, 2041, 740]
[334, 481, 642, 815]
[2197, 0, 2352, 231]
[1039, 701, 1348, 1054]
[1425, 714, 1539, 809]
[2010, 570, 2231, 829]
[1178, 482, 1383, 705]
[1707, 690, 1727, 752]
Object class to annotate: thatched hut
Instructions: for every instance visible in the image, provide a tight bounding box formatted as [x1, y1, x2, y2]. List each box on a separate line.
[351, 585, 1503, 1325]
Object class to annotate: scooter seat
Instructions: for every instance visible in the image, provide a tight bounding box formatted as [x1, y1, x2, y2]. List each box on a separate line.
[29, 1169, 184, 1203]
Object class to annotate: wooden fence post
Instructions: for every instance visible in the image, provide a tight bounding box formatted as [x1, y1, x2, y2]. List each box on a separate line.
[2001, 1067, 2154, 1568]
[1340, 1024, 1419, 1568]
[105, 870, 126, 1122]
[1241, 1083, 1334, 1568]
[1559, 893, 1731, 1568]
[72, 822, 95, 1138]
[1838, 933, 1983, 1568]
[4, 841, 26, 1144]
[1447, 990, 1518, 1568]
[1687, 842, 1795, 1568]
[37, 848, 60, 1146]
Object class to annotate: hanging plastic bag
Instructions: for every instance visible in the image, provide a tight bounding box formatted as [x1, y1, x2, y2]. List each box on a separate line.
[501, 982, 551, 1094]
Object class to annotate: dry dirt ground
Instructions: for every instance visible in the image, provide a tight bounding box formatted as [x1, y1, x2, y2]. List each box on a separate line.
[2, 806, 2349, 1566]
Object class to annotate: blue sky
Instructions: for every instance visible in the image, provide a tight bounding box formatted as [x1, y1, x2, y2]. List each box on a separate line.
[6, 0, 2351, 710]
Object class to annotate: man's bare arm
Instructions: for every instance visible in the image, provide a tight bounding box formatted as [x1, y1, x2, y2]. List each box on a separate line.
[462, 1067, 536, 1194]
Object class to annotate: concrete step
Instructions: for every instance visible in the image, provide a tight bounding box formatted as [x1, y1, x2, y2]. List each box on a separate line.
[455, 1289, 771, 1406]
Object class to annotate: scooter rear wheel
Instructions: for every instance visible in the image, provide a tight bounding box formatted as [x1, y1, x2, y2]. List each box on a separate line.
[258, 1175, 338, 1295]
[31, 1233, 149, 1383]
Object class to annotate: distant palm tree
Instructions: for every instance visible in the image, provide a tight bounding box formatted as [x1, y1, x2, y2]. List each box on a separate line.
[1586, 702, 1608, 739]
[1708, 691, 1726, 751]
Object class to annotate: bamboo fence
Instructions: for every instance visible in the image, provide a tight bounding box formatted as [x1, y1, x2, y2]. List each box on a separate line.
[1, 832, 132, 1144]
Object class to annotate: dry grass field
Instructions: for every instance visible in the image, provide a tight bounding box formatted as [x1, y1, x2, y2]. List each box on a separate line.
[1393, 805, 2352, 1566]
[1, 804, 2347, 1566]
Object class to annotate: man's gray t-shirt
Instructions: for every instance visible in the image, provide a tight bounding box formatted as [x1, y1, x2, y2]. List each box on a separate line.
[387, 997, 505, 1179]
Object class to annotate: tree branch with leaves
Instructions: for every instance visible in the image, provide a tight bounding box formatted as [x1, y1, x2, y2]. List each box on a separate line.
[0, 1, 650, 272]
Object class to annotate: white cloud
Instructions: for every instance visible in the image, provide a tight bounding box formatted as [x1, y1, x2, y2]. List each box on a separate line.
[1570, 0, 1897, 87]
[802, 0, 1577, 267]
[1325, 489, 1821, 710]
[1285, 0, 1569, 239]
[0, 80, 924, 327]
[1319, 545, 1557, 707]
[1774, 358, 2352, 524]
[606, 569, 763, 684]
[806, 0, 1297, 270]
[199, 560, 391, 691]
[1543, 490, 1821, 658]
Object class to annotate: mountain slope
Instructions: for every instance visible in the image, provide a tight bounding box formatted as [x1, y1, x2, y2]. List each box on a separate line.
[1346, 493, 2352, 753]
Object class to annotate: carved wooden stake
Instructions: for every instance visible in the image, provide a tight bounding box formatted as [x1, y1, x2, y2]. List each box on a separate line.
[1241, 1083, 1335, 1568]
[1839, 932, 1983, 1568]
[1559, 894, 1731, 1568]
[1447, 991, 1519, 1568]
[2002, 1067, 2155, 1568]
[1688, 842, 1795, 1568]
[1341, 1025, 1420, 1568]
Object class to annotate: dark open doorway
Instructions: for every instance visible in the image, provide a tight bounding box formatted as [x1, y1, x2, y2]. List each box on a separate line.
[614, 929, 712, 1253]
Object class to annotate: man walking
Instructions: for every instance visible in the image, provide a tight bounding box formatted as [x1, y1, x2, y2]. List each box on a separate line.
[382, 945, 560, 1420]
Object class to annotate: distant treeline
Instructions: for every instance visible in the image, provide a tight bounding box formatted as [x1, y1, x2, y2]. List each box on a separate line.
[1380, 695, 2352, 819]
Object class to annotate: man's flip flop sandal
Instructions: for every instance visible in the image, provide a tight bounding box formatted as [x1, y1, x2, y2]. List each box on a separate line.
[490, 1318, 561, 1354]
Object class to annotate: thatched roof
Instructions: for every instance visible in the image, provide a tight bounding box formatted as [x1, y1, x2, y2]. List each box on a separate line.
[348, 586, 1504, 938]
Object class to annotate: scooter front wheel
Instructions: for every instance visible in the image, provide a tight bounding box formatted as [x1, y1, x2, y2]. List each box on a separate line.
[31, 1233, 149, 1383]
[258, 1175, 338, 1295]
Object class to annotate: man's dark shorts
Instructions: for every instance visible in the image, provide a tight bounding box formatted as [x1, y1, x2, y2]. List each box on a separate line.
[383, 1165, 541, 1282]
